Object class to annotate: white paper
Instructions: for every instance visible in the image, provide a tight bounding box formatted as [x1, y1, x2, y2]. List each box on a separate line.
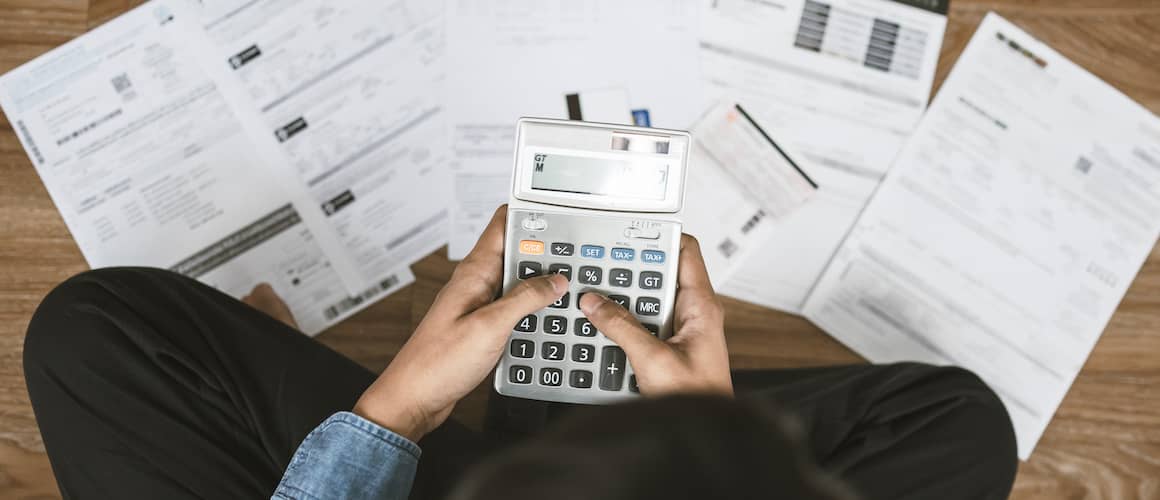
[683, 101, 818, 284]
[0, 2, 425, 335]
[183, 0, 449, 290]
[701, 0, 948, 312]
[444, 0, 703, 259]
[801, 13, 1160, 459]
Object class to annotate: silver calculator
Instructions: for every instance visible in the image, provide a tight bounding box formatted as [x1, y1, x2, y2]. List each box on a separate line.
[495, 118, 691, 404]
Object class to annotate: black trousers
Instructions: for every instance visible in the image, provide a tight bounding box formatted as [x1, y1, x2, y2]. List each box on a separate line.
[24, 268, 1017, 499]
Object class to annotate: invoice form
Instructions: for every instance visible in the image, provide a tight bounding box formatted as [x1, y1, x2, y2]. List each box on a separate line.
[185, 0, 449, 289]
[0, 2, 415, 335]
[444, 0, 703, 259]
[802, 13, 1160, 459]
[700, 0, 948, 312]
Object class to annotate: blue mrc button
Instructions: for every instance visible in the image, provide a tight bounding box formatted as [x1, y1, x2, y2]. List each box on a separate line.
[610, 248, 635, 261]
[641, 250, 665, 264]
[580, 245, 605, 259]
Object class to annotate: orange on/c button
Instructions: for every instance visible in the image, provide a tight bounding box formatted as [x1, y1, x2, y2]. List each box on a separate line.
[518, 240, 545, 255]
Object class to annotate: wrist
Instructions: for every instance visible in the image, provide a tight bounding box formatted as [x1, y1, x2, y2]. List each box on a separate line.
[352, 397, 431, 443]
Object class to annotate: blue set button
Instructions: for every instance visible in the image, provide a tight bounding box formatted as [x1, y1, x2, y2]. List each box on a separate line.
[610, 248, 635, 261]
[641, 250, 665, 264]
[580, 245, 605, 259]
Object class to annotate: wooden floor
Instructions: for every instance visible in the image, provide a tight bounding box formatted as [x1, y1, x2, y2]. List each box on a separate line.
[1, 0, 1158, 498]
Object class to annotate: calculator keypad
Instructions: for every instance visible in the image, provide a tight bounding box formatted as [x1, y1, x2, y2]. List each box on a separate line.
[499, 209, 679, 404]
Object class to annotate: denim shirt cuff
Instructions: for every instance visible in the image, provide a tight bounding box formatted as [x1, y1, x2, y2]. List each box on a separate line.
[272, 411, 422, 499]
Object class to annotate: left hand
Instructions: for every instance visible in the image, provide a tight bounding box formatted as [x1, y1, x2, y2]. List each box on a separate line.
[353, 205, 568, 441]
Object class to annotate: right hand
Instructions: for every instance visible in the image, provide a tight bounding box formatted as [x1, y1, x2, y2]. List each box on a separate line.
[578, 234, 733, 397]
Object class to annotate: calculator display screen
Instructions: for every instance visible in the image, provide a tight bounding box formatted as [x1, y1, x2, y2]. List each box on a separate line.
[530, 153, 668, 200]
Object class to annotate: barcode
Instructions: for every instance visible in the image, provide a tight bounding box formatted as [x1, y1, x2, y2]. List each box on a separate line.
[718, 238, 738, 259]
[323, 274, 401, 320]
[111, 73, 132, 93]
[1074, 156, 1092, 174]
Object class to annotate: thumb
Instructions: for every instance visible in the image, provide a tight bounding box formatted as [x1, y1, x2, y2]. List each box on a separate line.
[471, 274, 568, 331]
[579, 292, 665, 360]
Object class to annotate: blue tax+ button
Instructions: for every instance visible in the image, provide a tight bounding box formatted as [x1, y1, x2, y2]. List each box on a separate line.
[580, 245, 605, 259]
[610, 248, 635, 261]
[641, 250, 665, 264]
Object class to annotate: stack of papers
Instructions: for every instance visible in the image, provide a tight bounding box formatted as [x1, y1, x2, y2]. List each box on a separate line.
[3, 0, 1159, 459]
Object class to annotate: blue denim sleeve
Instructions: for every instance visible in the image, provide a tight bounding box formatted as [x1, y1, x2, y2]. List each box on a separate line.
[272, 411, 422, 500]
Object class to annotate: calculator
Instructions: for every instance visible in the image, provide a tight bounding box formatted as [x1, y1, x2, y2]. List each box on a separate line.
[495, 117, 691, 404]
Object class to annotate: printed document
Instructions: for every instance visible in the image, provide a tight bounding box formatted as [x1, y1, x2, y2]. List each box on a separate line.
[801, 13, 1160, 458]
[683, 101, 818, 283]
[0, 1, 449, 335]
[444, 0, 703, 259]
[700, 0, 949, 312]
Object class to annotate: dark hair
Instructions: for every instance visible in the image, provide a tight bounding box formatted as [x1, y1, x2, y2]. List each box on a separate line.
[449, 395, 858, 500]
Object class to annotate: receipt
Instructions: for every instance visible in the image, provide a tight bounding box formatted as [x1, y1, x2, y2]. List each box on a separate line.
[684, 101, 817, 285]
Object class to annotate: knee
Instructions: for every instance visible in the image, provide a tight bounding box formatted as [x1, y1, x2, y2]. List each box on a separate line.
[23, 268, 166, 370]
[907, 364, 1018, 486]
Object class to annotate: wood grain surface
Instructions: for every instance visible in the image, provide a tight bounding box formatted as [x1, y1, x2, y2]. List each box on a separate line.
[1, 1, 1158, 498]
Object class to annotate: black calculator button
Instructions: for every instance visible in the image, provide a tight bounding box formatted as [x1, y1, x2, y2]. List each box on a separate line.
[640, 271, 663, 290]
[542, 341, 565, 361]
[608, 295, 630, 309]
[635, 297, 661, 316]
[599, 346, 627, 391]
[629, 375, 639, 393]
[642, 323, 659, 336]
[539, 367, 563, 387]
[549, 292, 570, 309]
[572, 344, 595, 363]
[510, 365, 532, 384]
[510, 339, 534, 358]
[548, 263, 572, 281]
[514, 314, 537, 333]
[579, 266, 602, 285]
[550, 242, 574, 256]
[609, 268, 632, 288]
[544, 315, 567, 335]
[575, 318, 596, 337]
[517, 261, 542, 279]
[570, 370, 593, 388]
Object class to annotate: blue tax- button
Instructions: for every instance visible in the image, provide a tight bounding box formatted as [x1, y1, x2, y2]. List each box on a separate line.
[580, 245, 605, 259]
[610, 248, 635, 261]
[641, 250, 665, 264]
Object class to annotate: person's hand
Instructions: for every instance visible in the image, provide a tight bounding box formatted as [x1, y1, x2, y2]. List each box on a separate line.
[353, 206, 568, 441]
[578, 235, 732, 397]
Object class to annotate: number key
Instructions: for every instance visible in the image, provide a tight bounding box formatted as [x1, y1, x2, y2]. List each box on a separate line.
[572, 344, 595, 363]
[544, 315, 567, 334]
[542, 341, 565, 361]
[549, 292, 570, 309]
[575, 318, 596, 337]
[579, 266, 602, 285]
[540, 367, 563, 386]
[510, 339, 534, 358]
[548, 263, 572, 281]
[514, 314, 537, 333]
[510, 365, 532, 384]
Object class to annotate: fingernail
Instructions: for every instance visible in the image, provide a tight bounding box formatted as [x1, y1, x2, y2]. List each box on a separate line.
[579, 292, 605, 313]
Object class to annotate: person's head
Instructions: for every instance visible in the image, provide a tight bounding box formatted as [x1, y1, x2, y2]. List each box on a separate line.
[450, 395, 858, 500]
